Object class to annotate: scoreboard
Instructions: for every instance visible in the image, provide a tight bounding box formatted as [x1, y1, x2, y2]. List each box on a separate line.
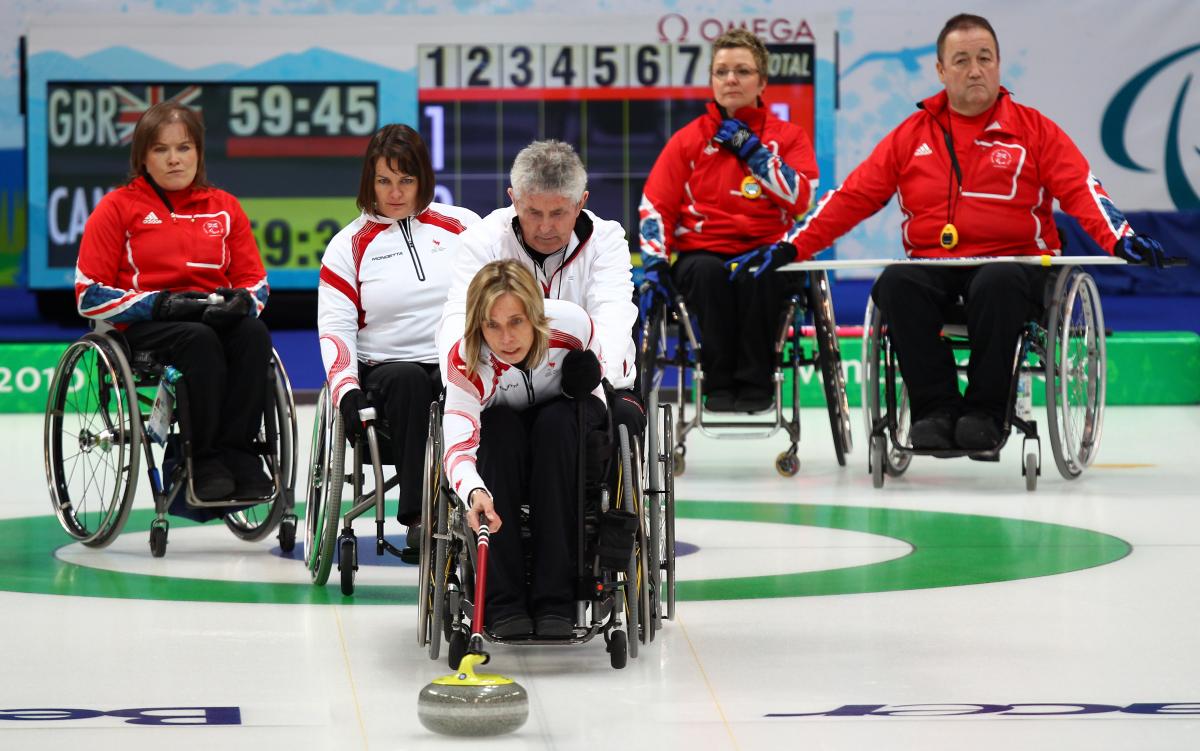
[24, 16, 834, 290]
[417, 42, 816, 237]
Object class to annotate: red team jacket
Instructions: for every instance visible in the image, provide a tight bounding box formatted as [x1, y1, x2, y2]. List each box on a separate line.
[639, 100, 819, 261]
[784, 87, 1133, 259]
[75, 176, 268, 324]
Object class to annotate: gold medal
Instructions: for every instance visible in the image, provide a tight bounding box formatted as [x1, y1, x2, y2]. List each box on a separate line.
[940, 223, 959, 250]
[740, 175, 762, 199]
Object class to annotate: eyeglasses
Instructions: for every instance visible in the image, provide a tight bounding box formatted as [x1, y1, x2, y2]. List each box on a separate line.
[711, 67, 759, 80]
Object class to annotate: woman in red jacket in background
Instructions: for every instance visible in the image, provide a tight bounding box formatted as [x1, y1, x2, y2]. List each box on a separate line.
[75, 100, 273, 501]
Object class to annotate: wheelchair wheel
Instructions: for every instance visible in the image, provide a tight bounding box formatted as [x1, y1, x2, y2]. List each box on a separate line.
[418, 402, 444, 657]
[44, 333, 141, 548]
[305, 385, 344, 585]
[661, 403, 676, 621]
[637, 293, 668, 406]
[618, 424, 650, 651]
[807, 271, 853, 465]
[608, 628, 628, 670]
[1044, 269, 1106, 480]
[224, 356, 293, 541]
[862, 300, 912, 479]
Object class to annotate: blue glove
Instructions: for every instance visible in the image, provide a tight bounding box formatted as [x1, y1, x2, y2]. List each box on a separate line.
[713, 118, 762, 161]
[642, 255, 678, 301]
[1114, 234, 1165, 268]
[726, 242, 799, 281]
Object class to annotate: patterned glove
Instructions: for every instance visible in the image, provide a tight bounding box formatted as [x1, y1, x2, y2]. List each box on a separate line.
[1113, 234, 1165, 268]
[725, 242, 799, 281]
[713, 118, 763, 161]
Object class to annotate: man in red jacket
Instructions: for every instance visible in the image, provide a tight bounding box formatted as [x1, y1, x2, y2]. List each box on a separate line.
[734, 13, 1165, 449]
[639, 28, 818, 413]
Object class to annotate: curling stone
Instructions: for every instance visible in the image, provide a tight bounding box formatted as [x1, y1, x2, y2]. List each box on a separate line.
[417, 653, 529, 736]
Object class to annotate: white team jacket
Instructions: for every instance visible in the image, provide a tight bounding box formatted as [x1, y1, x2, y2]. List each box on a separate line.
[318, 203, 480, 406]
[442, 298, 604, 501]
[437, 205, 637, 391]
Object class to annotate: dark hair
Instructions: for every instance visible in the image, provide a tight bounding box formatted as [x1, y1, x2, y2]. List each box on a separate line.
[711, 28, 769, 84]
[936, 13, 999, 62]
[356, 124, 435, 216]
[129, 101, 209, 188]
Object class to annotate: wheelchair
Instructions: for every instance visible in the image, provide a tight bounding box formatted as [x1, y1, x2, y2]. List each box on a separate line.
[415, 390, 677, 670]
[43, 326, 298, 557]
[862, 264, 1107, 491]
[637, 269, 853, 476]
[304, 383, 415, 593]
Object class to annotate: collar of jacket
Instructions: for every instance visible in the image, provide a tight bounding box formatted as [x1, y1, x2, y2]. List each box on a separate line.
[705, 99, 768, 129]
[916, 86, 1016, 135]
[131, 174, 212, 213]
[510, 208, 595, 269]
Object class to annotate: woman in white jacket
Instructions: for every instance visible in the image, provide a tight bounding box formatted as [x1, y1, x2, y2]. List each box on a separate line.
[318, 124, 479, 544]
[443, 260, 606, 639]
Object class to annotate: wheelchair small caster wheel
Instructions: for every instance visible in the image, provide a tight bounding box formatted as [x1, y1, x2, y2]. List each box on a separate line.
[1024, 452, 1038, 492]
[608, 629, 628, 669]
[672, 449, 686, 476]
[338, 534, 357, 596]
[775, 451, 799, 477]
[870, 437, 886, 489]
[447, 630, 468, 670]
[149, 522, 169, 558]
[277, 516, 297, 553]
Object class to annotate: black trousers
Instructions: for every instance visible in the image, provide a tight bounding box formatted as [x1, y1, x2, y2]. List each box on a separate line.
[359, 361, 440, 525]
[476, 396, 606, 622]
[870, 263, 1048, 421]
[672, 250, 799, 393]
[123, 318, 272, 461]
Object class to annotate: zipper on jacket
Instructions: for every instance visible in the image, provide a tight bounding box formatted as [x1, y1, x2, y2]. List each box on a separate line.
[520, 367, 534, 405]
[399, 217, 426, 281]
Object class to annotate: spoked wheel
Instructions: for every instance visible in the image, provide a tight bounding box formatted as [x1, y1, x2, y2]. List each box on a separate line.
[661, 403, 676, 621]
[305, 385, 344, 585]
[862, 300, 912, 480]
[645, 394, 664, 635]
[418, 402, 445, 659]
[224, 361, 292, 541]
[637, 292, 669, 407]
[1045, 269, 1106, 480]
[808, 270, 853, 465]
[44, 333, 141, 548]
[617, 424, 645, 656]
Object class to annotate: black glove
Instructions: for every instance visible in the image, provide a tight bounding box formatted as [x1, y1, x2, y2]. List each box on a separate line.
[713, 118, 763, 161]
[201, 287, 254, 330]
[725, 242, 799, 281]
[560, 349, 602, 399]
[642, 255, 679, 301]
[152, 291, 209, 322]
[1114, 234, 1166, 268]
[338, 388, 371, 447]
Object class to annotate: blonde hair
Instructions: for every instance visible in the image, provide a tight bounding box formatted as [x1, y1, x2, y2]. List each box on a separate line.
[463, 260, 550, 376]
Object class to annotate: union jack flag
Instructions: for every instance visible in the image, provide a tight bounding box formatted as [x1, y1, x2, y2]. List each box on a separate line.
[111, 85, 204, 145]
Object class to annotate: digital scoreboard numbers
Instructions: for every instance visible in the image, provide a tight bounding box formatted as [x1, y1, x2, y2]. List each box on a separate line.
[43, 81, 377, 285]
[416, 42, 816, 237]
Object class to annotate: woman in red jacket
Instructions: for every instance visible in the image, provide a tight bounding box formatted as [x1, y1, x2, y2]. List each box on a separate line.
[75, 101, 273, 501]
[638, 28, 819, 413]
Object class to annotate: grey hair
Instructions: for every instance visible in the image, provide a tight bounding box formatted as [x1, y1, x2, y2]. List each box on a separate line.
[509, 140, 588, 202]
